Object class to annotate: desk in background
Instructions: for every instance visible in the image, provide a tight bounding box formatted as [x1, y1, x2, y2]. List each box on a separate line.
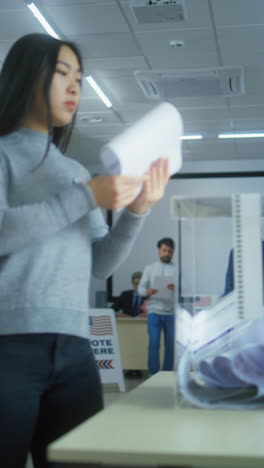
[49, 371, 264, 467]
[116, 316, 164, 370]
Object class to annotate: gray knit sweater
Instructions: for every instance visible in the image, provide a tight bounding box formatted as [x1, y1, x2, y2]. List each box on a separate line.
[0, 128, 146, 337]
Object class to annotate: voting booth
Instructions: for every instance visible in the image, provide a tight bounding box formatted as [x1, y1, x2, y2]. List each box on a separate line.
[171, 194, 264, 408]
[88, 308, 125, 392]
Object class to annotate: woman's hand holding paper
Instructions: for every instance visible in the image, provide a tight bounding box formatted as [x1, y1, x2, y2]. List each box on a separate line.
[128, 158, 170, 214]
[87, 174, 147, 210]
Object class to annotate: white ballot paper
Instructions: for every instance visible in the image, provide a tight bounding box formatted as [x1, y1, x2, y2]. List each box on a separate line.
[100, 102, 183, 177]
[152, 275, 174, 300]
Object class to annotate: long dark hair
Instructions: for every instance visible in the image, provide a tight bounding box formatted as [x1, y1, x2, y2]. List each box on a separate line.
[0, 33, 83, 156]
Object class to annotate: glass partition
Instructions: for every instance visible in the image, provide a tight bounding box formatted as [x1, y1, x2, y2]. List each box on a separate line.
[171, 193, 264, 408]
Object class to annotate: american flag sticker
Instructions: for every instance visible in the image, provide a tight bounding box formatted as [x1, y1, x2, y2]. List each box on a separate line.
[89, 315, 113, 335]
[193, 296, 212, 307]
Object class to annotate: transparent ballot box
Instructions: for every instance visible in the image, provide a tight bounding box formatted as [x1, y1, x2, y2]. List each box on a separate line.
[170, 193, 264, 408]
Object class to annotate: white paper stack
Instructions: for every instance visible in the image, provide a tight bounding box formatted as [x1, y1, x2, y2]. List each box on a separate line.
[100, 102, 183, 177]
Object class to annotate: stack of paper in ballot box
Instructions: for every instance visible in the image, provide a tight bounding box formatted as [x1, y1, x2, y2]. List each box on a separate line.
[171, 193, 264, 408]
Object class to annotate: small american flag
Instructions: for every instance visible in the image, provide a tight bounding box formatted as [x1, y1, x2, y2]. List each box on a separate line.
[193, 296, 212, 308]
[89, 315, 113, 335]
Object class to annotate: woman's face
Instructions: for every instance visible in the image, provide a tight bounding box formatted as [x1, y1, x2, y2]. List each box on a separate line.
[24, 45, 82, 132]
[49, 45, 82, 127]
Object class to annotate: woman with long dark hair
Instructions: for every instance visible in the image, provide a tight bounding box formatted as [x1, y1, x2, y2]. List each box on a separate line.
[0, 33, 169, 467]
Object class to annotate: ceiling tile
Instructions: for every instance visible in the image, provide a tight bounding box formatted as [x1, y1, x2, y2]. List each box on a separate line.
[99, 76, 149, 103]
[183, 140, 237, 161]
[0, 40, 14, 62]
[183, 119, 232, 134]
[180, 107, 230, 122]
[230, 106, 264, 119]
[231, 119, 264, 131]
[78, 97, 110, 113]
[79, 123, 124, 140]
[217, 25, 264, 66]
[0, 0, 25, 8]
[0, 10, 43, 40]
[243, 66, 264, 94]
[82, 56, 148, 78]
[235, 141, 264, 155]
[212, 0, 264, 27]
[46, 3, 130, 35]
[135, 28, 219, 68]
[173, 97, 229, 109]
[88, 57, 148, 78]
[76, 110, 120, 127]
[136, 27, 217, 56]
[148, 52, 219, 69]
[71, 32, 141, 59]
[115, 102, 159, 122]
[39, 0, 109, 5]
[230, 94, 264, 106]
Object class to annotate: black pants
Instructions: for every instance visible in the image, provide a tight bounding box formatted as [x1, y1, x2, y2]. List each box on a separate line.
[0, 333, 103, 468]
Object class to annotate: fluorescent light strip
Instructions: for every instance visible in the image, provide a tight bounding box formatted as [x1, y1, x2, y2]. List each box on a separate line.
[26, 3, 112, 108]
[180, 135, 203, 140]
[26, 2, 60, 39]
[218, 132, 264, 139]
[86, 76, 112, 108]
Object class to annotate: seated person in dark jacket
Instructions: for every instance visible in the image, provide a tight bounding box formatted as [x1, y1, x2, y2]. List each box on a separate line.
[224, 241, 264, 295]
[112, 272, 146, 317]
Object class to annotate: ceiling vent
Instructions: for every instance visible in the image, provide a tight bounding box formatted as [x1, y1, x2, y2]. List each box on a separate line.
[134, 67, 245, 99]
[130, 0, 186, 24]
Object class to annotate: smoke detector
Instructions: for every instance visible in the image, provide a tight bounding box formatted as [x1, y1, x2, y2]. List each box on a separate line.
[130, 0, 186, 24]
[134, 67, 245, 99]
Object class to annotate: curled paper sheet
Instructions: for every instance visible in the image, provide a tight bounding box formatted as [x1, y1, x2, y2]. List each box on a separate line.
[178, 318, 264, 408]
[100, 102, 183, 177]
[178, 350, 259, 409]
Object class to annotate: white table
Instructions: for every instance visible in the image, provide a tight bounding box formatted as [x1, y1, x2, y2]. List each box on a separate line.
[48, 371, 264, 467]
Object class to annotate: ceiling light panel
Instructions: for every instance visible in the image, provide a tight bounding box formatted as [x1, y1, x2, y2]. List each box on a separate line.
[218, 132, 264, 139]
[26, 2, 60, 38]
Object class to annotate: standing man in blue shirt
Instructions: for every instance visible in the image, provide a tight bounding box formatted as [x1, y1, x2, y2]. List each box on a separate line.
[138, 237, 176, 375]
